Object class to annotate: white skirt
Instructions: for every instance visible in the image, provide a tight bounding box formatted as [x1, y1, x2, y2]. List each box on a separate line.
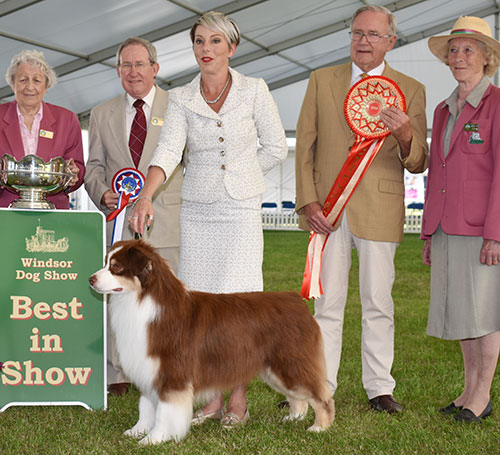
[178, 193, 263, 293]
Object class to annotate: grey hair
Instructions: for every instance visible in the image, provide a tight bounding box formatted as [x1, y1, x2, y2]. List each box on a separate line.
[190, 10, 241, 47]
[116, 37, 158, 66]
[351, 5, 397, 36]
[442, 39, 500, 78]
[483, 43, 500, 77]
[5, 49, 57, 90]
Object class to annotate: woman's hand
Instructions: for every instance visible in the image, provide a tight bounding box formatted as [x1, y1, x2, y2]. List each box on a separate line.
[128, 197, 154, 237]
[66, 158, 80, 187]
[128, 166, 166, 236]
[480, 239, 500, 266]
[422, 238, 431, 266]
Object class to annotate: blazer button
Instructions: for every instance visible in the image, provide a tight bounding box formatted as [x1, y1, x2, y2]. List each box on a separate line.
[220, 150, 225, 156]
[221, 165, 226, 170]
[219, 137, 224, 143]
[441, 188, 446, 193]
[441, 162, 446, 167]
[217, 121, 222, 127]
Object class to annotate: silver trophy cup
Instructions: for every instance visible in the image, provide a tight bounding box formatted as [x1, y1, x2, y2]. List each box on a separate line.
[0, 154, 74, 209]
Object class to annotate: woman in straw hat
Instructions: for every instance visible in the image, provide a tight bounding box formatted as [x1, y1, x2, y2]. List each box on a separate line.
[422, 16, 500, 423]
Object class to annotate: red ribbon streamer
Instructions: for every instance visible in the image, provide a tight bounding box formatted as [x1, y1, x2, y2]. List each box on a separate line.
[300, 136, 386, 299]
[106, 192, 130, 222]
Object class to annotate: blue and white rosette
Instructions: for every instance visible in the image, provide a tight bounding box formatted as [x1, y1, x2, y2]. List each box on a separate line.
[106, 168, 145, 245]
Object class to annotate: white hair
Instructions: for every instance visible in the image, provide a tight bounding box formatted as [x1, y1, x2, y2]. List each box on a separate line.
[5, 49, 57, 90]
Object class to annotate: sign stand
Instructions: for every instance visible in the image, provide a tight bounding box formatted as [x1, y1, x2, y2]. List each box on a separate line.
[0, 208, 106, 411]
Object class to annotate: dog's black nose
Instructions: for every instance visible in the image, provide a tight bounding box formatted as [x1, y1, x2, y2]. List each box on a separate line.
[89, 275, 96, 286]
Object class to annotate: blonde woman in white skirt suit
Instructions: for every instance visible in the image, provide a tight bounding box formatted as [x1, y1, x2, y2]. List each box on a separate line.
[130, 11, 287, 428]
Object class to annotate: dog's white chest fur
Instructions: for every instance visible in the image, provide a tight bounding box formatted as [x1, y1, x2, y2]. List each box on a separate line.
[109, 293, 160, 393]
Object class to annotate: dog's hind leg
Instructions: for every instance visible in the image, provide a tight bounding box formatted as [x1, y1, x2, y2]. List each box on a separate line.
[125, 394, 156, 438]
[307, 394, 335, 432]
[283, 398, 309, 422]
[139, 387, 194, 445]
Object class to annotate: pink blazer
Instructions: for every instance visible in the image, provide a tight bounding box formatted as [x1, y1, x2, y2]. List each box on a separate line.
[422, 84, 500, 242]
[0, 100, 85, 209]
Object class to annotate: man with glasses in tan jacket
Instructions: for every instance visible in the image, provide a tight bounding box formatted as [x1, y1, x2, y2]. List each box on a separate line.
[295, 5, 428, 413]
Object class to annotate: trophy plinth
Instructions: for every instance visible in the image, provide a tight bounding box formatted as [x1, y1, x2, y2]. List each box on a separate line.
[0, 154, 74, 209]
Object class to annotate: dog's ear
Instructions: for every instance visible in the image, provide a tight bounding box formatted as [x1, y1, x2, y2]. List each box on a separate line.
[127, 246, 153, 285]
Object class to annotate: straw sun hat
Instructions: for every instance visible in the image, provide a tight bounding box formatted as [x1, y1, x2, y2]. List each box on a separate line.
[428, 16, 500, 76]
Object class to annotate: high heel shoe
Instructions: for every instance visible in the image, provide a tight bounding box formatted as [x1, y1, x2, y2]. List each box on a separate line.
[221, 408, 250, 428]
[454, 400, 492, 423]
[439, 402, 463, 415]
[192, 408, 224, 425]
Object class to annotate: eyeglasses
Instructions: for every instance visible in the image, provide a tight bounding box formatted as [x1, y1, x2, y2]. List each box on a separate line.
[119, 62, 152, 71]
[349, 30, 392, 43]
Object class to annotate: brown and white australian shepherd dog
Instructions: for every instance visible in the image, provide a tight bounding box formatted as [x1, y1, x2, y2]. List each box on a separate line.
[89, 239, 334, 445]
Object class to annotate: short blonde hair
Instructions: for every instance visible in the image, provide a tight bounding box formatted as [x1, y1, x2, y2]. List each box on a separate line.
[190, 11, 241, 47]
[5, 49, 57, 90]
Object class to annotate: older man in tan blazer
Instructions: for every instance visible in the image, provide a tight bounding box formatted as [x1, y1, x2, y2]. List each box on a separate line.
[295, 5, 428, 413]
[85, 37, 182, 396]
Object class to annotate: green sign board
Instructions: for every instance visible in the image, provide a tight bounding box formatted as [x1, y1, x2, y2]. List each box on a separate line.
[0, 209, 106, 411]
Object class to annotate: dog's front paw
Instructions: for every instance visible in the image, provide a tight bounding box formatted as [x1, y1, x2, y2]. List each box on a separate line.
[124, 425, 149, 438]
[138, 434, 155, 445]
[138, 430, 175, 445]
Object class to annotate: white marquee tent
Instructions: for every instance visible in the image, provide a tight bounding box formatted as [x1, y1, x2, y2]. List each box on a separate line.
[1, 0, 499, 209]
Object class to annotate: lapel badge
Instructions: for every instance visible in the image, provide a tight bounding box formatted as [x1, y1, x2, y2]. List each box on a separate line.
[469, 131, 484, 144]
[39, 129, 54, 139]
[151, 117, 164, 126]
[464, 123, 479, 132]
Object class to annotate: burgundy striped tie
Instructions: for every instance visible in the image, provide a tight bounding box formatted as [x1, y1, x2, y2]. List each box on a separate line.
[129, 99, 147, 168]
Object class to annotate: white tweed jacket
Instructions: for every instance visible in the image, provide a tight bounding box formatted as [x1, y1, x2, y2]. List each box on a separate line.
[150, 68, 287, 203]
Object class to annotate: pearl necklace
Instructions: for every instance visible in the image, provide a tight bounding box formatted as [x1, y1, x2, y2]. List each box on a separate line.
[200, 74, 231, 104]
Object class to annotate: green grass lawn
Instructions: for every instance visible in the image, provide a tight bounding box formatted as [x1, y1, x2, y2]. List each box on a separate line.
[1, 232, 499, 454]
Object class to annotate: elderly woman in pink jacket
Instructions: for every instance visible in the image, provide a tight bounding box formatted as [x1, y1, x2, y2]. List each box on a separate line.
[422, 16, 500, 423]
[0, 50, 84, 208]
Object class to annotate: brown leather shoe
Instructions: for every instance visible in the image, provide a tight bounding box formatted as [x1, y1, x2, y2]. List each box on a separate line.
[369, 395, 403, 414]
[108, 382, 130, 396]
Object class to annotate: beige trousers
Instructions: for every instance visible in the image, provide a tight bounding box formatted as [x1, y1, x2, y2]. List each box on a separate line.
[314, 215, 398, 399]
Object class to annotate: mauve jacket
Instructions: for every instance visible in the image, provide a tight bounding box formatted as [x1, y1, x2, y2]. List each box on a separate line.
[422, 83, 500, 242]
[0, 100, 85, 209]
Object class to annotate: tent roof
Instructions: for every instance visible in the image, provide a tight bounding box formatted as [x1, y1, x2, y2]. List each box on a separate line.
[1, 0, 499, 126]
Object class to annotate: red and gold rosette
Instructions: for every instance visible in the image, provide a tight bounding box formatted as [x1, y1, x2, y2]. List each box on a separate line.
[345, 75, 406, 139]
[301, 76, 406, 299]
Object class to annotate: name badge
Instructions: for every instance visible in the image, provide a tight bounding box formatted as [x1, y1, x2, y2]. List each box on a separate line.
[39, 129, 54, 139]
[151, 117, 164, 127]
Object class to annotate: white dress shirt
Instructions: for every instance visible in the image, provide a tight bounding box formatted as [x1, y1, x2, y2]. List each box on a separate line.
[125, 86, 156, 137]
[350, 61, 385, 86]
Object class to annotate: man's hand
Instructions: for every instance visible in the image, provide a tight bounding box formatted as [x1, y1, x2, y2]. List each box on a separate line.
[303, 202, 334, 235]
[101, 190, 119, 210]
[379, 107, 413, 158]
